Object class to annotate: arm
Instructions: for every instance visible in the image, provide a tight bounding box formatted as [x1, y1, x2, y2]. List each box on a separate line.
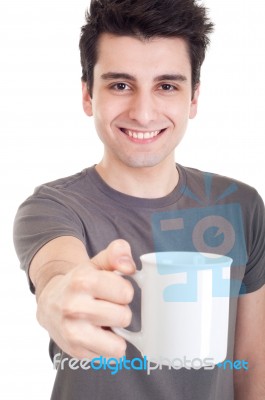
[234, 284, 265, 399]
[30, 235, 136, 360]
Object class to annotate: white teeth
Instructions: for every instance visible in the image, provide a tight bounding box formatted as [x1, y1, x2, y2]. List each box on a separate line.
[124, 129, 161, 139]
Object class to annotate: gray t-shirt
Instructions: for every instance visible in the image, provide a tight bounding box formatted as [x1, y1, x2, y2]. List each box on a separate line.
[13, 164, 265, 400]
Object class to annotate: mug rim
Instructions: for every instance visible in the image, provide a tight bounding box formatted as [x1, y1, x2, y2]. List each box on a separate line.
[140, 251, 233, 268]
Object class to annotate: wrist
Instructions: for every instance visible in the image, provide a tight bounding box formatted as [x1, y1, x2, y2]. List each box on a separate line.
[32, 260, 77, 301]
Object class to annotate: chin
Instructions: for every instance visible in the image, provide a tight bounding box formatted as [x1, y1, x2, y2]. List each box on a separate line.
[120, 154, 166, 169]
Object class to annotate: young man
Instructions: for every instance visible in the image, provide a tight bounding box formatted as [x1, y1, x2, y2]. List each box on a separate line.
[13, 0, 265, 399]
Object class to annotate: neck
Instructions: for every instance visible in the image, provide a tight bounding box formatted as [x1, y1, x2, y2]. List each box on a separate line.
[95, 158, 179, 198]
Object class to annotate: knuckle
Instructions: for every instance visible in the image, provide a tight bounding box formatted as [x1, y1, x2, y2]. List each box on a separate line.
[106, 335, 127, 358]
[66, 343, 90, 360]
[61, 297, 75, 318]
[61, 319, 88, 353]
[84, 304, 98, 323]
[69, 275, 86, 292]
[123, 280, 134, 303]
[112, 238, 130, 250]
[62, 318, 76, 343]
[70, 269, 99, 294]
[120, 306, 132, 328]
[112, 337, 127, 358]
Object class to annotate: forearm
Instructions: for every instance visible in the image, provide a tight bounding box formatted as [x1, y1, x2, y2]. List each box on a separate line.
[31, 259, 77, 301]
[28, 236, 91, 300]
[234, 363, 265, 400]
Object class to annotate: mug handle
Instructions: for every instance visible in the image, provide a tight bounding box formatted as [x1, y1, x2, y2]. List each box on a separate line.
[112, 269, 144, 351]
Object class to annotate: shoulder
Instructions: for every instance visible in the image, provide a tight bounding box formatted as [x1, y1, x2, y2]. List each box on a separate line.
[19, 167, 98, 208]
[33, 167, 91, 195]
[15, 167, 97, 222]
[178, 164, 262, 206]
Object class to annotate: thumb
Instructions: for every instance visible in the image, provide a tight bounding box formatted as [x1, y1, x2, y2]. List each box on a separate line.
[91, 239, 136, 274]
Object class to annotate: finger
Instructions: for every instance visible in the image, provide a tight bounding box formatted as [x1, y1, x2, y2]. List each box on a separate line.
[63, 296, 132, 327]
[91, 239, 136, 274]
[56, 342, 101, 362]
[66, 267, 134, 304]
[64, 319, 127, 359]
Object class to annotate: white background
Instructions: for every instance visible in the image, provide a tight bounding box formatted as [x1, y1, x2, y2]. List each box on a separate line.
[0, 1, 264, 398]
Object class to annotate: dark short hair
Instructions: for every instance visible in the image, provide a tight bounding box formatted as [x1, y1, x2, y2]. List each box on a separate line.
[79, 0, 214, 96]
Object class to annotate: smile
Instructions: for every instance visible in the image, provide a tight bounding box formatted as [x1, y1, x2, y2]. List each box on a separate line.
[121, 129, 164, 140]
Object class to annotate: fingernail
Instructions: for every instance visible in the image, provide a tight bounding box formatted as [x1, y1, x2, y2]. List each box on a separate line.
[117, 257, 135, 272]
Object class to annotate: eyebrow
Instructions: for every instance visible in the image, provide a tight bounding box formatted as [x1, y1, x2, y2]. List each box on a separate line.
[101, 72, 136, 81]
[101, 72, 187, 83]
[154, 74, 187, 83]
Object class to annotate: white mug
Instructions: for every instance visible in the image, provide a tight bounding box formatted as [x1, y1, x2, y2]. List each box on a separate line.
[113, 251, 233, 367]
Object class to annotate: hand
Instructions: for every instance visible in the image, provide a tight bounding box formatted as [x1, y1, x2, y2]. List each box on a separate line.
[36, 239, 136, 360]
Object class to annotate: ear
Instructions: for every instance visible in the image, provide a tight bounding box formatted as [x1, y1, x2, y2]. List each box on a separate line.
[82, 81, 93, 116]
[189, 83, 200, 119]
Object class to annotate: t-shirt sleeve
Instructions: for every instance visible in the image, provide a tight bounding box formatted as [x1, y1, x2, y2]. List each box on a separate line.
[13, 186, 86, 293]
[242, 191, 265, 293]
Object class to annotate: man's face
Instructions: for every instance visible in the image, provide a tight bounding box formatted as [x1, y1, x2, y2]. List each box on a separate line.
[82, 33, 199, 170]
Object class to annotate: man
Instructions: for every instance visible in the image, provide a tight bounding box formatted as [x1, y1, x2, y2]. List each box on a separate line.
[13, 0, 265, 399]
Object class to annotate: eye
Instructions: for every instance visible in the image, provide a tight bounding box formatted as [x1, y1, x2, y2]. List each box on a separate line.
[111, 82, 130, 91]
[160, 83, 177, 91]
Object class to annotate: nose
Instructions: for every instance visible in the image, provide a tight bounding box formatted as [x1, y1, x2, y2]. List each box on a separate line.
[128, 89, 158, 127]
